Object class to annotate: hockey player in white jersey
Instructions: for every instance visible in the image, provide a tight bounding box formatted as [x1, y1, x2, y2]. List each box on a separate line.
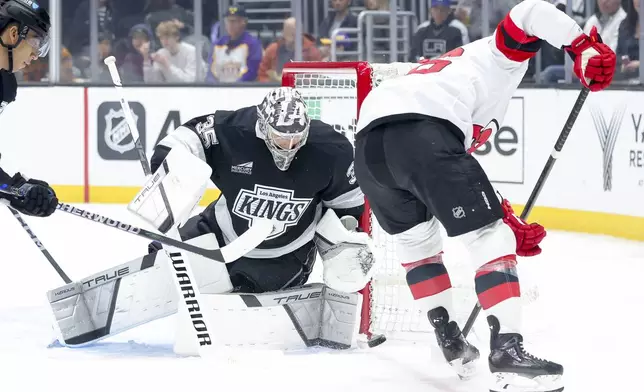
[353, 0, 615, 390]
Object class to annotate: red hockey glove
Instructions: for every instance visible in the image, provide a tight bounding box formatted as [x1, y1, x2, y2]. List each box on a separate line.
[565, 26, 616, 92]
[501, 198, 546, 257]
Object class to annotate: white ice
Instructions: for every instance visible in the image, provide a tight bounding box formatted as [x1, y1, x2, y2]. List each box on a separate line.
[1, 203, 642, 392]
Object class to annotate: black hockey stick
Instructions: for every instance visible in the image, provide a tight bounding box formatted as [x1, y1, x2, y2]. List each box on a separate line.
[461, 87, 591, 338]
[4, 204, 71, 283]
[0, 186, 225, 262]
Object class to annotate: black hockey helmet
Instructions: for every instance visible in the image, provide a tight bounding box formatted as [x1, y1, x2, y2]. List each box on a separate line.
[0, 0, 51, 71]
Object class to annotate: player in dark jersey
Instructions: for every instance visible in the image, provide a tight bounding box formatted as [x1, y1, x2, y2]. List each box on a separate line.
[149, 87, 365, 294]
[0, 0, 57, 217]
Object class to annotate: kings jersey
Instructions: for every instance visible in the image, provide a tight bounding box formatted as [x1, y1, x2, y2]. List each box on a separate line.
[154, 106, 364, 259]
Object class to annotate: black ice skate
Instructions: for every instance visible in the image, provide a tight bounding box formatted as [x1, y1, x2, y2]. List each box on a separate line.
[488, 316, 564, 392]
[428, 307, 480, 379]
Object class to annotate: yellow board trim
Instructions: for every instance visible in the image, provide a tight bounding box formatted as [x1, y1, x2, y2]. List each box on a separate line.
[50, 185, 644, 242]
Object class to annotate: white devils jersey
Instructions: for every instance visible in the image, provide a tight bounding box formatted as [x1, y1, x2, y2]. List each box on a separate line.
[357, 0, 583, 152]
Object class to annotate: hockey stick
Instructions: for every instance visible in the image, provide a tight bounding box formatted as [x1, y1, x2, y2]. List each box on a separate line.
[461, 87, 591, 338]
[0, 201, 71, 283]
[103, 57, 220, 354]
[0, 187, 268, 263]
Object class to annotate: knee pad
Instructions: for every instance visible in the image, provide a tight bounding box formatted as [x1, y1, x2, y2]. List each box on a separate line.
[459, 219, 516, 269]
[393, 217, 443, 264]
[182, 233, 233, 294]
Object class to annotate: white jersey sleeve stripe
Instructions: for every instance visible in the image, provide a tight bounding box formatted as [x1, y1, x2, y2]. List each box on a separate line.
[322, 187, 365, 210]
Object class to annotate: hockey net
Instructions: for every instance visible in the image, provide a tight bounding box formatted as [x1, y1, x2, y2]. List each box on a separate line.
[282, 61, 539, 341]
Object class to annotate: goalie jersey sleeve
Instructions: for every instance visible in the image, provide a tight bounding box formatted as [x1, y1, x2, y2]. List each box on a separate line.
[356, 0, 583, 151]
[151, 107, 365, 259]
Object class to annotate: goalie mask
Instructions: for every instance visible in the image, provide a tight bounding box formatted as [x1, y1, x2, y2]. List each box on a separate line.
[257, 87, 310, 171]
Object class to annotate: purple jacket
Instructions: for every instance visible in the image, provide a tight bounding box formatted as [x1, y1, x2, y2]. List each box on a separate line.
[206, 31, 263, 83]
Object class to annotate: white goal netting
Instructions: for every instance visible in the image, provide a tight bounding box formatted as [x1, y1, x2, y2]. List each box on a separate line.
[283, 62, 539, 340]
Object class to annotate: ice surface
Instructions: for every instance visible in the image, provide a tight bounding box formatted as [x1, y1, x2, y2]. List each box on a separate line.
[1, 204, 642, 392]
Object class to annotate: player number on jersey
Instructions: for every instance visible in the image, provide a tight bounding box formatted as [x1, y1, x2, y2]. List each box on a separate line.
[407, 47, 465, 75]
[195, 115, 217, 148]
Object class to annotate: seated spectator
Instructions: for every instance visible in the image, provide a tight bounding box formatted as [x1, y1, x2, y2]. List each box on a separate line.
[206, 5, 263, 83]
[258, 17, 322, 82]
[112, 24, 154, 83]
[615, 0, 640, 81]
[318, 0, 359, 57]
[584, 0, 627, 51]
[410, 0, 469, 62]
[146, 20, 205, 83]
[144, 0, 194, 48]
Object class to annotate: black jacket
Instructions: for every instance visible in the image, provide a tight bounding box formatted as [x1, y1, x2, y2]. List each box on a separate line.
[409, 13, 468, 61]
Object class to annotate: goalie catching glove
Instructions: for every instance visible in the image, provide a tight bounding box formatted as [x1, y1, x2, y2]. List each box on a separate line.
[314, 209, 377, 293]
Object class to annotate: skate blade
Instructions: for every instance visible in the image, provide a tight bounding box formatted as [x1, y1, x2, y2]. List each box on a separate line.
[490, 372, 563, 392]
[449, 357, 478, 380]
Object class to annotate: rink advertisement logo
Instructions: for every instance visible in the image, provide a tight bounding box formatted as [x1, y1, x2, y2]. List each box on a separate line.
[97, 102, 146, 160]
[589, 104, 625, 191]
[472, 97, 525, 184]
[232, 185, 312, 240]
[590, 104, 644, 190]
[169, 252, 212, 346]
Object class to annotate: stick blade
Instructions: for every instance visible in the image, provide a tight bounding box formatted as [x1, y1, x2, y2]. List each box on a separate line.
[219, 219, 274, 262]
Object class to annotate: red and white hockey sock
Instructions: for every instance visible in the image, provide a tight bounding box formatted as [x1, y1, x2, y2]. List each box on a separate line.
[475, 255, 522, 333]
[403, 253, 454, 317]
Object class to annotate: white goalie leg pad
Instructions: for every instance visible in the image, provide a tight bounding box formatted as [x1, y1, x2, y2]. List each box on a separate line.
[47, 252, 179, 347]
[47, 233, 232, 348]
[173, 283, 361, 350]
[314, 209, 377, 293]
[128, 146, 212, 233]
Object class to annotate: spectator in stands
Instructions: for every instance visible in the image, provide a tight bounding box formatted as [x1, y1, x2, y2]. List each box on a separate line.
[144, 0, 194, 48]
[551, 0, 588, 26]
[206, 5, 263, 83]
[67, 0, 117, 57]
[258, 17, 323, 82]
[410, 0, 469, 61]
[318, 0, 359, 57]
[146, 20, 205, 83]
[113, 24, 154, 83]
[616, 0, 640, 81]
[584, 0, 627, 50]
[455, 0, 520, 41]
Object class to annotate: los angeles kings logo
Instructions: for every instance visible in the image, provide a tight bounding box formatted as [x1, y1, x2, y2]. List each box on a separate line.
[232, 185, 312, 240]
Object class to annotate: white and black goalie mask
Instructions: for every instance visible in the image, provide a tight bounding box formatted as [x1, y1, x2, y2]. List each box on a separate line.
[257, 87, 310, 171]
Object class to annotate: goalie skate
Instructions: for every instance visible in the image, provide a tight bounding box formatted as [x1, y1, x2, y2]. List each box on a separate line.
[488, 316, 563, 392]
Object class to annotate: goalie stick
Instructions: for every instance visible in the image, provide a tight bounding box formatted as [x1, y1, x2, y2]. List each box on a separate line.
[461, 87, 591, 338]
[104, 56, 229, 355]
